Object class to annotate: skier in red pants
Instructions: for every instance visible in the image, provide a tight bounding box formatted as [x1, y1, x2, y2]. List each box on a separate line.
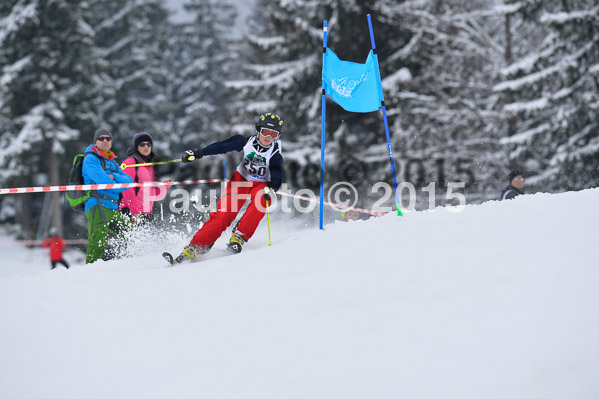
[172, 113, 284, 264]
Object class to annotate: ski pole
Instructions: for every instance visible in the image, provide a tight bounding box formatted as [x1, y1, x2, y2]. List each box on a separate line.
[264, 187, 273, 246]
[120, 159, 181, 170]
[266, 199, 272, 246]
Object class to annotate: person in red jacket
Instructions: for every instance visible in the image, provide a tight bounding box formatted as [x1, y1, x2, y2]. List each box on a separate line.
[41, 227, 70, 269]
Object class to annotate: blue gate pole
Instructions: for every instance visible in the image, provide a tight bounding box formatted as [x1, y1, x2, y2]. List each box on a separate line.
[320, 20, 328, 229]
[367, 14, 402, 216]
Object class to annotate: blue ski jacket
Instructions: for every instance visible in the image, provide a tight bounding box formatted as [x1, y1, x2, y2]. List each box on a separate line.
[82, 144, 133, 214]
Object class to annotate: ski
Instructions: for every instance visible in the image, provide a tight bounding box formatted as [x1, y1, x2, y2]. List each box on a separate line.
[162, 252, 175, 266]
[163, 246, 239, 267]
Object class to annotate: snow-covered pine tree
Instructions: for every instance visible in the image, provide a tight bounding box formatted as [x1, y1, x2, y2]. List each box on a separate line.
[495, 0, 599, 191]
[0, 0, 106, 235]
[161, 0, 239, 182]
[171, 0, 237, 145]
[373, 0, 511, 205]
[90, 0, 171, 153]
[231, 0, 399, 198]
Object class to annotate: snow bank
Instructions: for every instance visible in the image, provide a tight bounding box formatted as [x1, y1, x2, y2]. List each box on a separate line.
[1, 189, 598, 399]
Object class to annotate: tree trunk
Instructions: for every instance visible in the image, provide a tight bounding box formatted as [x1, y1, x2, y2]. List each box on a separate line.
[16, 176, 34, 238]
[504, 9, 517, 137]
[505, 13, 512, 64]
[47, 146, 64, 236]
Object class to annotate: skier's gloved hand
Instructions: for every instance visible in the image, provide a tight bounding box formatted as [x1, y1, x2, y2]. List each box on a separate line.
[263, 186, 274, 202]
[181, 149, 203, 163]
[181, 150, 195, 163]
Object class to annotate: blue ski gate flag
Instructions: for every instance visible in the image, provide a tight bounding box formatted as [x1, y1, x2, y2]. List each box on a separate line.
[320, 16, 401, 231]
[322, 48, 381, 113]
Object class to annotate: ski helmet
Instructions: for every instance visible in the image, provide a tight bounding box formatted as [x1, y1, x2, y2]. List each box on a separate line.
[255, 113, 283, 135]
[49, 226, 58, 235]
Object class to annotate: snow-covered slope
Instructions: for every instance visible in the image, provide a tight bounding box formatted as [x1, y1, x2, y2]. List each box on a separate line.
[1, 189, 599, 399]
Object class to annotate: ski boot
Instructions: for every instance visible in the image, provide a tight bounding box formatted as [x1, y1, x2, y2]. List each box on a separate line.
[226, 232, 246, 254]
[173, 243, 213, 264]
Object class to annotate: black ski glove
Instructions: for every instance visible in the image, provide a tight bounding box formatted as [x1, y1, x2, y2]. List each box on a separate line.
[263, 186, 275, 202]
[181, 149, 203, 163]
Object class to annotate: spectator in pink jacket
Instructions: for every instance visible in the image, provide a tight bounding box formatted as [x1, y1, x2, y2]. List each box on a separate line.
[119, 132, 169, 224]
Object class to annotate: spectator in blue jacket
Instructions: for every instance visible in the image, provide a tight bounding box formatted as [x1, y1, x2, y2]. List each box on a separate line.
[82, 128, 133, 263]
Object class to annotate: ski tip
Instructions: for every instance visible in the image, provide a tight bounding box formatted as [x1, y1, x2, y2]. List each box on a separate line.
[162, 252, 175, 266]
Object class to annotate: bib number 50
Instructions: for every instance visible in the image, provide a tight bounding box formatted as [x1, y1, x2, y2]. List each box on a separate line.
[244, 159, 267, 176]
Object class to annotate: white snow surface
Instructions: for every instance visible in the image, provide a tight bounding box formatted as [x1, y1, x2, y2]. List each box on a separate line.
[1, 189, 599, 399]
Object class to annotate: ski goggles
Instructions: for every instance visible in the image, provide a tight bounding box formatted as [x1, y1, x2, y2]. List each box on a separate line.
[259, 128, 281, 139]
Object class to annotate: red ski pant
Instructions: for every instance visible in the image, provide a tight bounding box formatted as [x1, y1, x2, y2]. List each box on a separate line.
[190, 172, 268, 248]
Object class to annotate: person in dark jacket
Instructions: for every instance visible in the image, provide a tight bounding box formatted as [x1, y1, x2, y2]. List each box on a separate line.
[119, 132, 170, 224]
[82, 128, 133, 263]
[170, 113, 284, 264]
[41, 227, 69, 269]
[501, 170, 525, 200]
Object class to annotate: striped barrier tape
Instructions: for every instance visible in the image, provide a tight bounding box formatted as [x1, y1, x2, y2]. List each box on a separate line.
[0, 179, 227, 195]
[0, 179, 386, 216]
[276, 191, 387, 216]
[17, 239, 88, 245]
